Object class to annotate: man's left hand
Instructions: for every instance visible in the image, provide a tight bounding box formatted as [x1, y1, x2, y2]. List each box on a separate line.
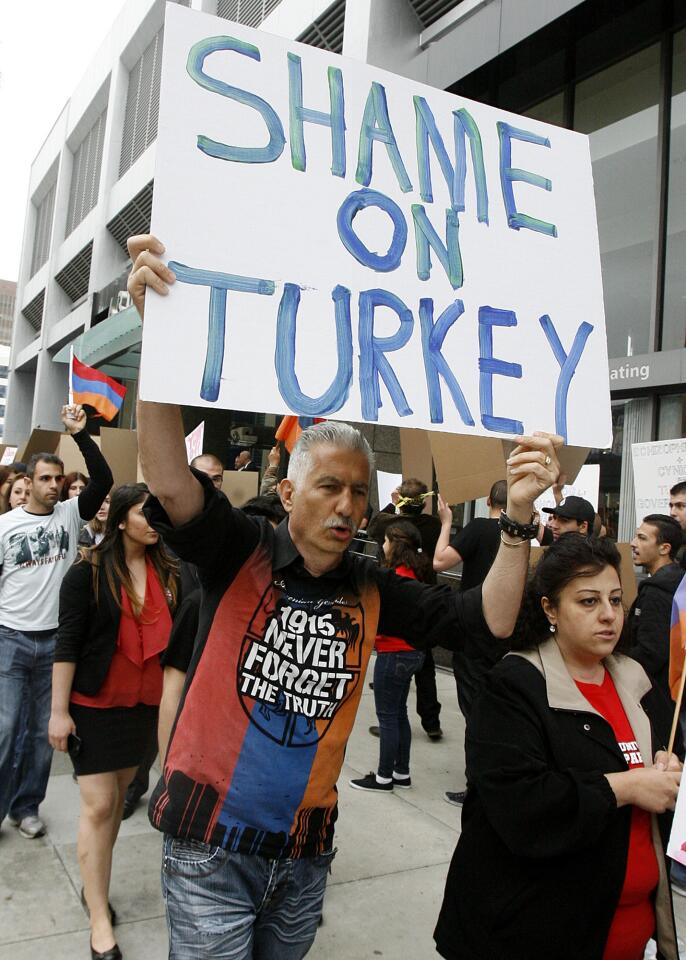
[506, 432, 563, 522]
[61, 404, 87, 435]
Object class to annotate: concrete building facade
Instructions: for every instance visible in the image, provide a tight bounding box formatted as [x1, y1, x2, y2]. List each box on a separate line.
[7, 0, 686, 534]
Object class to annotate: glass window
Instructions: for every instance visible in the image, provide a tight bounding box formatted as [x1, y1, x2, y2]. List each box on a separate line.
[575, 0, 662, 83]
[521, 93, 565, 126]
[574, 45, 661, 360]
[658, 393, 686, 439]
[497, 43, 566, 116]
[662, 30, 686, 350]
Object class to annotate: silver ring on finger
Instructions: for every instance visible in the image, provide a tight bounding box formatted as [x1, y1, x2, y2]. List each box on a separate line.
[544, 455, 551, 466]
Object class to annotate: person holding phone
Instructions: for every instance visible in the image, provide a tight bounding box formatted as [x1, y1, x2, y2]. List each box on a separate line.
[49, 483, 178, 960]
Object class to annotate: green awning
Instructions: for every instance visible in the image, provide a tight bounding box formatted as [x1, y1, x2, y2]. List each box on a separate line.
[53, 306, 142, 375]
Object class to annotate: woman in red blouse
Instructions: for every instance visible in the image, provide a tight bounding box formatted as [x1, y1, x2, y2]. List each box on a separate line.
[350, 521, 432, 793]
[49, 483, 178, 960]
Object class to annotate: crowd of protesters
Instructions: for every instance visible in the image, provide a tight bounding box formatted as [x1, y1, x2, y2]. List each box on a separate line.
[0, 232, 684, 960]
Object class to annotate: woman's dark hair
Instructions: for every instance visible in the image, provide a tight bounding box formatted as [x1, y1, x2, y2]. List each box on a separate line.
[82, 483, 178, 614]
[382, 520, 432, 582]
[511, 534, 627, 651]
[60, 471, 89, 501]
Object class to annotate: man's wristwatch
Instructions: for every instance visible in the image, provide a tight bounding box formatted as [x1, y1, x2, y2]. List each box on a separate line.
[499, 510, 539, 541]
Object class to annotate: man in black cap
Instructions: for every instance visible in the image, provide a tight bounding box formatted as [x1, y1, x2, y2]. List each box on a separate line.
[542, 495, 595, 540]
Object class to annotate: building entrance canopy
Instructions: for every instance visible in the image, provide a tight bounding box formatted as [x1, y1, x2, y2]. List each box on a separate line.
[53, 305, 141, 381]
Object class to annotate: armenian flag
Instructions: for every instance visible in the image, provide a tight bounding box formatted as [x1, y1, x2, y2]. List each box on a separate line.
[274, 415, 324, 453]
[70, 353, 126, 422]
[668, 571, 686, 701]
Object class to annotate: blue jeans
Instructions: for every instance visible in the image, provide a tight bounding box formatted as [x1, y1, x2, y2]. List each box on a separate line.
[0, 625, 55, 822]
[162, 836, 334, 959]
[374, 649, 425, 779]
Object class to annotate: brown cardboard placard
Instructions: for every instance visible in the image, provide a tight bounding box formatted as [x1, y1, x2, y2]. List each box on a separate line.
[18, 430, 62, 464]
[398, 428, 433, 513]
[430, 431, 590, 505]
[430, 433, 508, 505]
[616, 542, 638, 609]
[57, 433, 101, 477]
[556, 446, 591, 486]
[529, 544, 545, 571]
[99, 428, 139, 488]
[221, 471, 258, 507]
[399, 428, 433, 489]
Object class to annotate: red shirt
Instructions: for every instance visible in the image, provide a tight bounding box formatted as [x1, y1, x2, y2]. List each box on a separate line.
[576, 671, 659, 960]
[375, 565, 417, 653]
[71, 562, 172, 709]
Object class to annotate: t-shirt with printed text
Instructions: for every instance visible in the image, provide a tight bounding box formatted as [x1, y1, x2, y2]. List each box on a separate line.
[0, 497, 84, 631]
[145, 474, 493, 860]
[576, 670, 659, 960]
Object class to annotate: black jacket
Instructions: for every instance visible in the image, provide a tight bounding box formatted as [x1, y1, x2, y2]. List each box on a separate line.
[434, 640, 678, 960]
[629, 563, 684, 700]
[55, 558, 178, 696]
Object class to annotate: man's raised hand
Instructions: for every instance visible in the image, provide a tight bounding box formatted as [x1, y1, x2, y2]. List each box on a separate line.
[61, 403, 87, 435]
[505, 432, 563, 521]
[127, 234, 176, 321]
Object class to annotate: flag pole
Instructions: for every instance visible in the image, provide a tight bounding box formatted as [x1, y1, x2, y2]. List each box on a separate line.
[668, 653, 686, 755]
[68, 347, 75, 408]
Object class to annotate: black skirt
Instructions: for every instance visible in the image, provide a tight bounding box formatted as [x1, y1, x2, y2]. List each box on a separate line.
[69, 702, 158, 776]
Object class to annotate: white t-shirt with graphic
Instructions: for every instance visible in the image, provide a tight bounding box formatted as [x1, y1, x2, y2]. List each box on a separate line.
[0, 498, 83, 631]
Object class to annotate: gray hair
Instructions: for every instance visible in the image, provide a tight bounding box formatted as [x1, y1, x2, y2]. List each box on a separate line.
[287, 422, 375, 486]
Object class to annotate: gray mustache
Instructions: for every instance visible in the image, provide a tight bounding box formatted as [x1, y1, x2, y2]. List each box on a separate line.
[324, 517, 356, 533]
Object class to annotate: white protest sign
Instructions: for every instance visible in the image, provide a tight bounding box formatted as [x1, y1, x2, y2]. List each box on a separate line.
[631, 439, 686, 525]
[0, 446, 18, 465]
[535, 464, 600, 513]
[185, 421, 205, 463]
[377, 471, 402, 511]
[668, 778, 686, 867]
[141, 4, 611, 449]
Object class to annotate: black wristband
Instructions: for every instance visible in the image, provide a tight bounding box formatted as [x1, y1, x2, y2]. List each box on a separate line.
[499, 510, 539, 541]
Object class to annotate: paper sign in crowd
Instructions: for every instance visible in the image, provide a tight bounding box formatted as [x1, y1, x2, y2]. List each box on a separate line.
[632, 438, 686, 525]
[141, 4, 612, 449]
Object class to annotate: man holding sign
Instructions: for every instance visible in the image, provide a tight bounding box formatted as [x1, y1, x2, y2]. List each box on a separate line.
[128, 234, 562, 959]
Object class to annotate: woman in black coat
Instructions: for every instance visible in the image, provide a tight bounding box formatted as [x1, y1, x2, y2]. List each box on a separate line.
[49, 484, 178, 960]
[435, 535, 682, 960]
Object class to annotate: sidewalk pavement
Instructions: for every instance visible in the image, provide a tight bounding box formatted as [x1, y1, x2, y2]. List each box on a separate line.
[2, 666, 686, 959]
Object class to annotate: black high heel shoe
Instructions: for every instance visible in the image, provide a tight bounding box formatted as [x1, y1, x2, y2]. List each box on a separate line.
[90, 942, 122, 960]
[80, 887, 117, 925]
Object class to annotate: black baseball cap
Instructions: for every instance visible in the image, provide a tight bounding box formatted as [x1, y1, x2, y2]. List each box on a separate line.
[542, 496, 595, 527]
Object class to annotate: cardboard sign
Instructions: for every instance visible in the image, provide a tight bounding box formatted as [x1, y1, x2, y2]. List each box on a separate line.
[57, 434, 101, 477]
[616, 542, 638, 609]
[631, 438, 686, 525]
[18, 430, 61, 464]
[399, 428, 433, 498]
[430, 430, 589, 505]
[140, 4, 611, 449]
[185, 421, 205, 463]
[56, 429, 136, 489]
[221, 470, 258, 506]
